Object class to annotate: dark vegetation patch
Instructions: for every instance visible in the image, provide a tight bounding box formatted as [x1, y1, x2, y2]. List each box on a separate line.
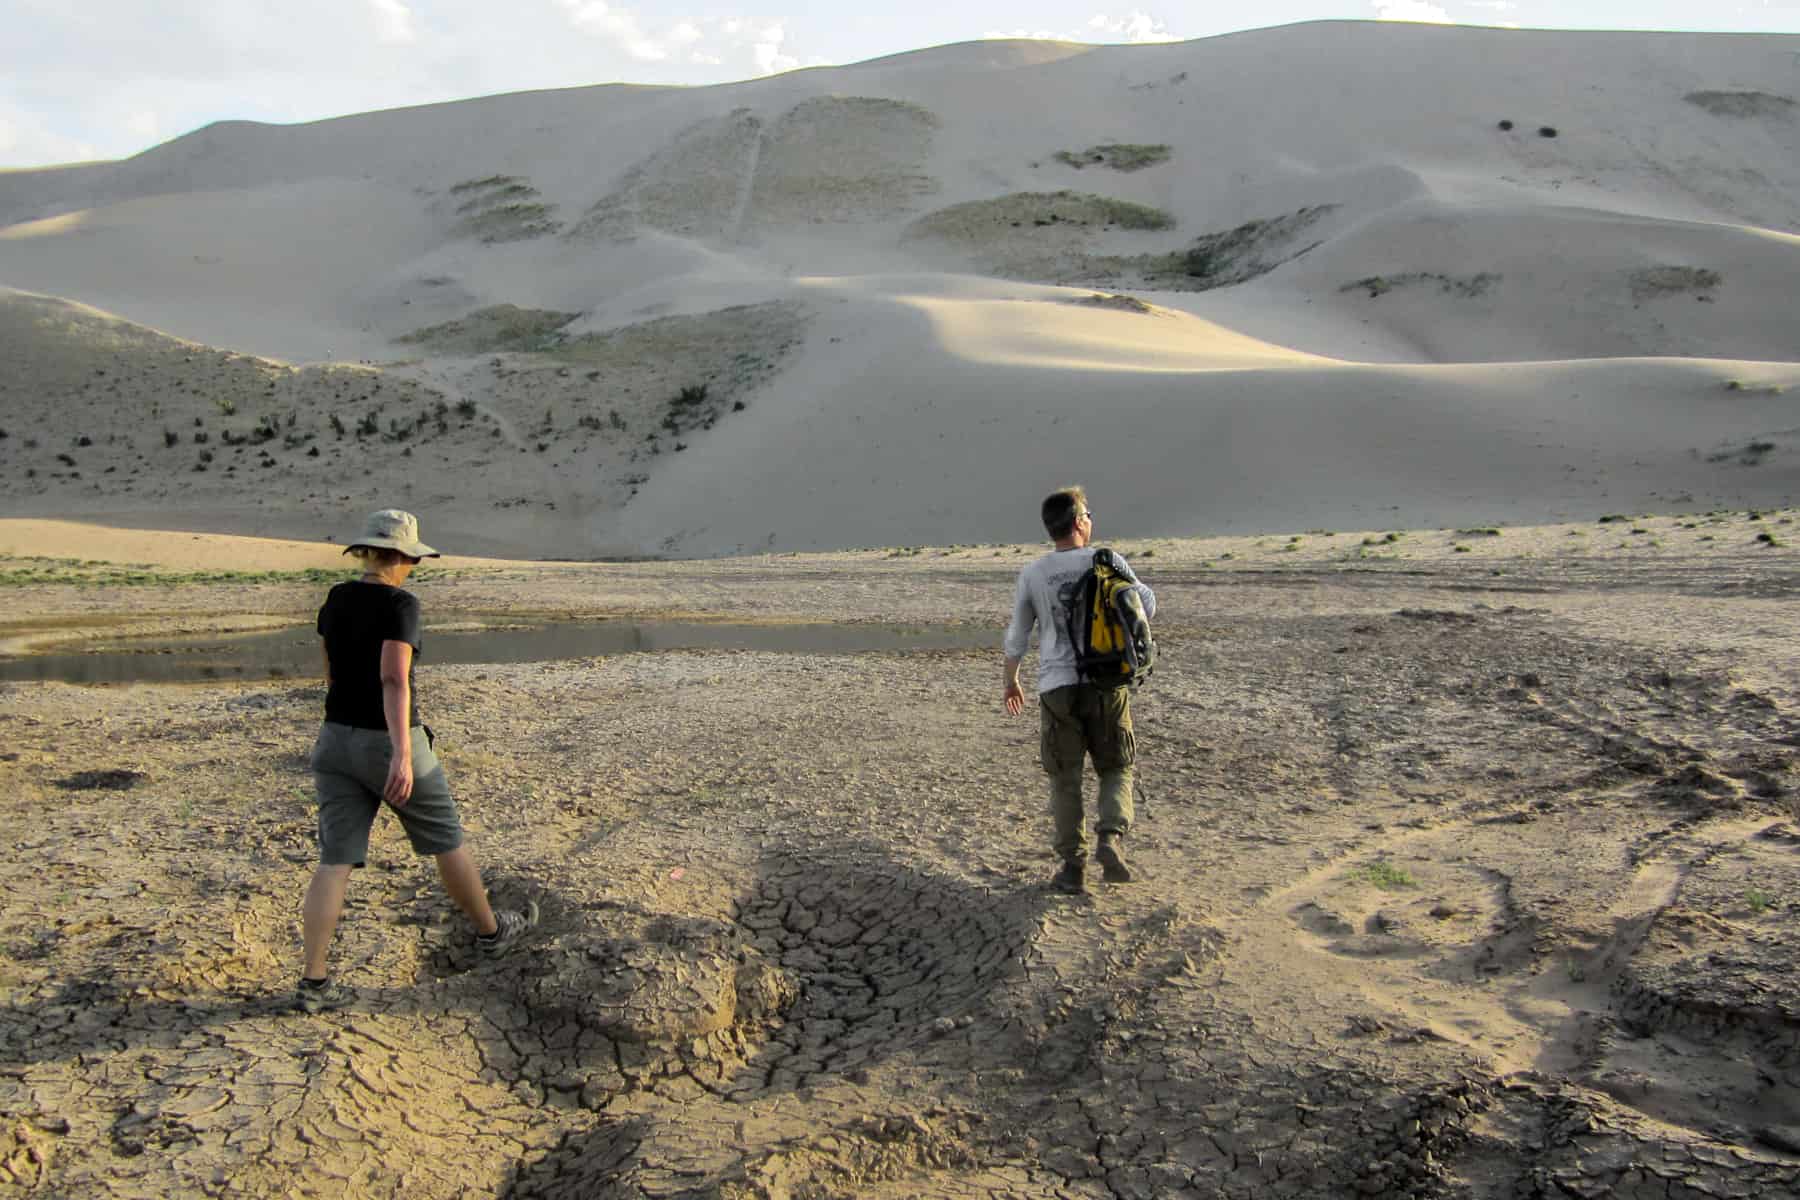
[907, 190, 1176, 243]
[446, 175, 561, 242]
[1052, 143, 1171, 172]
[1684, 91, 1797, 119]
[1104, 204, 1338, 291]
[1069, 293, 1155, 314]
[1341, 272, 1500, 299]
[1629, 266, 1722, 301]
[1708, 440, 1779, 467]
[396, 305, 581, 355]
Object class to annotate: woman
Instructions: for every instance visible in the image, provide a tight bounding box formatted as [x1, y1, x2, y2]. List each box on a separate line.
[297, 509, 536, 1014]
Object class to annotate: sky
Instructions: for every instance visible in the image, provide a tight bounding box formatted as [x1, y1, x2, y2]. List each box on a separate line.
[3, 0, 1797, 168]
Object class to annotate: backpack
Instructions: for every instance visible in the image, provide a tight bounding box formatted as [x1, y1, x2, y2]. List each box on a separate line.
[1065, 547, 1155, 688]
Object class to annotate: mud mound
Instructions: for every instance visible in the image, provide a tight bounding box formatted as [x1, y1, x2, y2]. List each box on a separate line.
[397, 305, 579, 355]
[568, 110, 763, 242]
[498, 851, 1047, 1196]
[1479, 1081, 1800, 1197]
[746, 97, 940, 230]
[1614, 831, 1800, 1070]
[728, 851, 1040, 1089]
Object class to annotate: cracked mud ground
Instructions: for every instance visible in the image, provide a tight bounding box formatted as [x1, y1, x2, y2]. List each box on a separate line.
[5, 543, 1800, 1198]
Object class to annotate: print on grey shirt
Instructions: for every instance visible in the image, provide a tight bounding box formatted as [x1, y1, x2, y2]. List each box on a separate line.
[1004, 547, 1156, 693]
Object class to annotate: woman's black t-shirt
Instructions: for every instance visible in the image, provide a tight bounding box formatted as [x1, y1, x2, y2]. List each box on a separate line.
[318, 581, 422, 730]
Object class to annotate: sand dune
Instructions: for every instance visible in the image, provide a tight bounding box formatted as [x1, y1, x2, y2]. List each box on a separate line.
[1, 20, 1797, 554]
[8, 23, 1800, 1198]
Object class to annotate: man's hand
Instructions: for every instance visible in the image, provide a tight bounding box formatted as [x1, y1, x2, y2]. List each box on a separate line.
[1004, 679, 1026, 716]
[1002, 655, 1026, 716]
[384, 749, 414, 808]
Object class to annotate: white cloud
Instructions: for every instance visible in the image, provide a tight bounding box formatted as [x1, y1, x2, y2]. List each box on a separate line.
[368, 0, 417, 44]
[750, 22, 798, 74]
[124, 110, 161, 141]
[1374, 0, 1453, 22]
[0, 1, 823, 166]
[554, 1, 760, 63]
[1087, 11, 1179, 43]
[553, 1, 645, 44]
[0, 104, 101, 168]
[984, 11, 1179, 45]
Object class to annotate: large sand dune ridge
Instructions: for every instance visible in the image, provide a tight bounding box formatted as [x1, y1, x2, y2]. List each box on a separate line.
[2, 21, 1798, 554]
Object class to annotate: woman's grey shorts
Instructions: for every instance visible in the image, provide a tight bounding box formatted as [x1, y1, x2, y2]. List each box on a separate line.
[310, 721, 464, 866]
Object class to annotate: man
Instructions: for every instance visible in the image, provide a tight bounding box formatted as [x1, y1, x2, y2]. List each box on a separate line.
[1003, 486, 1156, 895]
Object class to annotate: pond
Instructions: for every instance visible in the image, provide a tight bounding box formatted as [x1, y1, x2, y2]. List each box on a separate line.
[0, 619, 997, 685]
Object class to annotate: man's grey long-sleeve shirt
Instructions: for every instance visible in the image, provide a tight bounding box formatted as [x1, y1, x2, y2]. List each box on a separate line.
[1004, 546, 1155, 693]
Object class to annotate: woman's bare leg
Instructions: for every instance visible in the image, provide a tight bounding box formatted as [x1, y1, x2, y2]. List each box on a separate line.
[301, 864, 354, 979]
[436, 845, 499, 936]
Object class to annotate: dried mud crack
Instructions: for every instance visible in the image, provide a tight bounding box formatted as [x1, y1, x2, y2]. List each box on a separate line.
[6, 549, 1800, 1196]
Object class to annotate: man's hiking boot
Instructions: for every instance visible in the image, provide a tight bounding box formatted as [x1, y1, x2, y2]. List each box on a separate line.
[1097, 833, 1133, 883]
[1051, 857, 1087, 895]
[294, 977, 352, 1015]
[478, 900, 541, 957]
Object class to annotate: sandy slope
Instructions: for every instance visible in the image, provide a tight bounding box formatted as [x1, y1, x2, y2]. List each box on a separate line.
[1, 22, 1798, 555]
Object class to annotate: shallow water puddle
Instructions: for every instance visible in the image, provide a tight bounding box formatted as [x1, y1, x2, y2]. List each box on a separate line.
[0, 619, 994, 684]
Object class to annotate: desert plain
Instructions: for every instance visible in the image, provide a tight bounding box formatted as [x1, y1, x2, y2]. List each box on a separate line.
[4, 516, 1800, 1198]
[4, 15, 1800, 1199]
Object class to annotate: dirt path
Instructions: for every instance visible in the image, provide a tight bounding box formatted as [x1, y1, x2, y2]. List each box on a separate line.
[4, 538, 1800, 1197]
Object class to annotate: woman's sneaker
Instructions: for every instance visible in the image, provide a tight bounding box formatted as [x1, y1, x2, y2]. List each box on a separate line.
[478, 901, 541, 957]
[294, 977, 352, 1014]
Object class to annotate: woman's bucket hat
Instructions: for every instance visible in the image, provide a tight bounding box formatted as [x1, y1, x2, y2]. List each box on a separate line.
[343, 509, 440, 559]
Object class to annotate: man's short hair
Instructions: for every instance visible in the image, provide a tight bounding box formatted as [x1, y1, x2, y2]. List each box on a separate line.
[1042, 485, 1088, 539]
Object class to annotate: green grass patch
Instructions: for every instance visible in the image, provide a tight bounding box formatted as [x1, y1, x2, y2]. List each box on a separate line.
[0, 556, 446, 588]
[1344, 860, 1417, 890]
